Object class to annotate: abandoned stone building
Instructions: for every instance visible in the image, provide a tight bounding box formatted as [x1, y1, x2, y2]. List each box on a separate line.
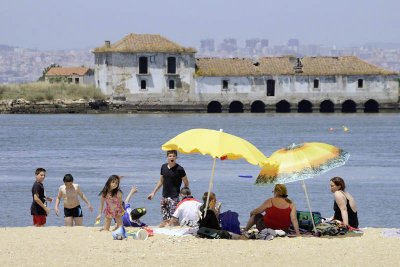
[93, 34, 399, 113]
[45, 67, 94, 85]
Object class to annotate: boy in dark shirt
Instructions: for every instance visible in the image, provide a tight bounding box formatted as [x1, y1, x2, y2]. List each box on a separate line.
[31, 168, 53, 226]
[147, 150, 189, 227]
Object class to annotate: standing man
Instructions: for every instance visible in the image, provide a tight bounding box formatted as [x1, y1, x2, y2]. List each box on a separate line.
[147, 150, 189, 227]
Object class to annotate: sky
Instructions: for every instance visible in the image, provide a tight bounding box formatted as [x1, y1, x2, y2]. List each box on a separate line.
[1, 0, 400, 50]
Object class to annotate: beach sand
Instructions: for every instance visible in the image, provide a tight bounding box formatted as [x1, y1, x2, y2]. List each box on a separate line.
[0, 227, 399, 266]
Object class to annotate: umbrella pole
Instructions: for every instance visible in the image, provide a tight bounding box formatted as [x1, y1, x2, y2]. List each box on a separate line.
[302, 180, 317, 232]
[204, 157, 217, 218]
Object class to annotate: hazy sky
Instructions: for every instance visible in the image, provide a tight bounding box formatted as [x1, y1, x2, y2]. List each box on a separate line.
[1, 0, 400, 50]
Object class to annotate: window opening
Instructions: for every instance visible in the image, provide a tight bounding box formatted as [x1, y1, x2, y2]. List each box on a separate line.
[222, 80, 229, 89]
[139, 57, 148, 74]
[358, 79, 363, 88]
[313, 79, 319, 89]
[167, 57, 176, 74]
[267, 79, 275, 96]
[169, 80, 175, 89]
[141, 80, 147, 89]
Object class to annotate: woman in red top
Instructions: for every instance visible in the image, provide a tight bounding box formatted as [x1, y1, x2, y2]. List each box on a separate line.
[244, 184, 300, 236]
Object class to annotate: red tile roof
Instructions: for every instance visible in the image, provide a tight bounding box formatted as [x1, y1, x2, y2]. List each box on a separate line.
[195, 56, 398, 76]
[45, 67, 91, 76]
[93, 33, 196, 53]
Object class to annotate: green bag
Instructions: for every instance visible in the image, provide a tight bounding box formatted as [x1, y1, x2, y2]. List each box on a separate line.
[296, 211, 322, 231]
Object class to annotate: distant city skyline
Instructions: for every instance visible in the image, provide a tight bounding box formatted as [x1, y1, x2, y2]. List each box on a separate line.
[1, 0, 400, 50]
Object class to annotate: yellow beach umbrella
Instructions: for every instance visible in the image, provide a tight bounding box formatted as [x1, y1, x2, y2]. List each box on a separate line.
[256, 142, 350, 231]
[162, 128, 273, 214]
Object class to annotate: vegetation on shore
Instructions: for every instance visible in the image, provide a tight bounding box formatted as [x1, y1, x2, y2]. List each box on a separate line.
[0, 82, 106, 101]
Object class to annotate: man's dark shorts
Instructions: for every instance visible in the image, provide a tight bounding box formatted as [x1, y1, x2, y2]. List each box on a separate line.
[161, 197, 179, 221]
[64, 205, 83, 218]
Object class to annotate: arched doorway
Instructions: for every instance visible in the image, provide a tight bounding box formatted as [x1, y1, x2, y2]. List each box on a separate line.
[207, 101, 222, 113]
[342, 100, 356, 113]
[276, 100, 291, 113]
[298, 100, 313, 113]
[251, 100, 265, 113]
[320, 100, 334, 113]
[364, 99, 379, 113]
[229, 101, 244, 113]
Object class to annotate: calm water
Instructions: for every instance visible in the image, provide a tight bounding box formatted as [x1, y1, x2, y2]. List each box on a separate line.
[1, 113, 399, 228]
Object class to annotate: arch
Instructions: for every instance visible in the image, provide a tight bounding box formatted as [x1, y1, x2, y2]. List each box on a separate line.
[207, 101, 222, 113]
[251, 100, 265, 113]
[320, 100, 334, 113]
[364, 99, 379, 113]
[342, 100, 357, 113]
[276, 100, 291, 113]
[229, 101, 244, 113]
[298, 100, 313, 113]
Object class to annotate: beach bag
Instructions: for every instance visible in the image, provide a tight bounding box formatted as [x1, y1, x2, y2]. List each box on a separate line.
[315, 223, 339, 236]
[296, 211, 322, 231]
[197, 227, 232, 239]
[219, 210, 241, 235]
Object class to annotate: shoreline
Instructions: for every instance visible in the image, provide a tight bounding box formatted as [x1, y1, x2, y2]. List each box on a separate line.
[1, 100, 399, 114]
[1, 226, 399, 266]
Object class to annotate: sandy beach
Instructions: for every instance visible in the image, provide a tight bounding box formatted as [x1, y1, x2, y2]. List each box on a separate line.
[0, 227, 399, 266]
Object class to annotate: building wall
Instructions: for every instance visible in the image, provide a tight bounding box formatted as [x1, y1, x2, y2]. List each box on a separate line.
[94, 52, 399, 108]
[194, 74, 399, 105]
[94, 52, 196, 102]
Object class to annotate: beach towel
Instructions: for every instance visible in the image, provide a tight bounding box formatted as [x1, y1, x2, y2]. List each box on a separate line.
[219, 210, 241, 235]
[381, 229, 400, 238]
[153, 228, 193, 237]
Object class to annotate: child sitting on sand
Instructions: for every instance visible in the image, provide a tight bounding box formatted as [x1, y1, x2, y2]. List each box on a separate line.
[96, 175, 124, 231]
[168, 187, 202, 227]
[55, 174, 93, 226]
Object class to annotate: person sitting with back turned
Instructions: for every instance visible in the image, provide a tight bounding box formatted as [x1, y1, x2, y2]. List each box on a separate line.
[198, 191, 222, 230]
[244, 184, 300, 236]
[168, 187, 202, 227]
[329, 177, 358, 228]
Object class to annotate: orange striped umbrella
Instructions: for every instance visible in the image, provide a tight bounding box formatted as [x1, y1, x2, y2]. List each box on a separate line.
[256, 142, 349, 186]
[255, 142, 349, 232]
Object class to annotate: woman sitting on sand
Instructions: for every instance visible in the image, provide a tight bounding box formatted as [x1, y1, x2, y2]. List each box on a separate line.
[244, 184, 300, 236]
[329, 177, 358, 228]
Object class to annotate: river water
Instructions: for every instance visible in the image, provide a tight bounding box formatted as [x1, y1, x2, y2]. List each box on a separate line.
[0, 113, 399, 228]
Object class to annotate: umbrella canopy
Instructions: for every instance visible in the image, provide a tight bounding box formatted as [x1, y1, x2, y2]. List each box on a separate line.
[162, 128, 273, 217]
[255, 142, 350, 232]
[162, 128, 271, 167]
[256, 142, 350, 186]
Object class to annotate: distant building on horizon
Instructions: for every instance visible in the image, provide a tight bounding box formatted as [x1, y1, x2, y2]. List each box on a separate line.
[92, 33, 399, 113]
[288, 38, 300, 47]
[200, 39, 215, 52]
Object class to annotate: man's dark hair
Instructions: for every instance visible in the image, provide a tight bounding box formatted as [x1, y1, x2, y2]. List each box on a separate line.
[180, 187, 191, 196]
[167, 150, 177, 156]
[35, 168, 46, 175]
[63, 174, 74, 183]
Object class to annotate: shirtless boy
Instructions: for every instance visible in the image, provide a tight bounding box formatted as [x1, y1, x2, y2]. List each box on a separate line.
[55, 174, 93, 226]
